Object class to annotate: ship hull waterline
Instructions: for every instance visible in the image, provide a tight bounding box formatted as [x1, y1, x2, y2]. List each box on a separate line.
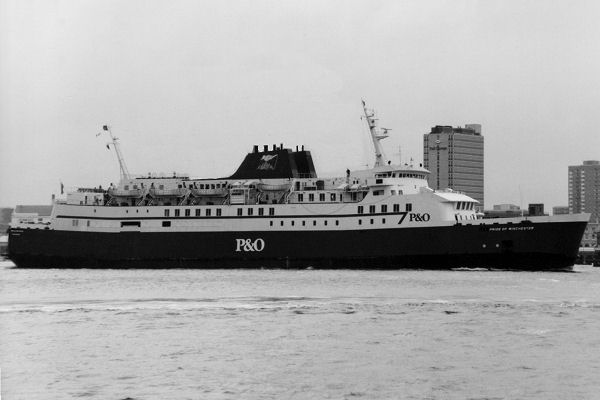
[8, 220, 586, 270]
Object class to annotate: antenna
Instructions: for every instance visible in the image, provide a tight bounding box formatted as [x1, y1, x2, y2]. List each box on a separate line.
[396, 145, 402, 165]
[361, 99, 389, 167]
[100, 125, 130, 181]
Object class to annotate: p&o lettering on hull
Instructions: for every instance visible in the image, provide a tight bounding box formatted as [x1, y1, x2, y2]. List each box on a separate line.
[235, 238, 265, 252]
[398, 212, 431, 224]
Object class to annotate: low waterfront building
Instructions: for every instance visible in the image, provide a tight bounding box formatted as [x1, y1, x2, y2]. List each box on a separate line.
[552, 206, 569, 215]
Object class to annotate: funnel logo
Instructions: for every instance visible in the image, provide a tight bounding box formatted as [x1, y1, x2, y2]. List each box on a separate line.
[257, 155, 278, 170]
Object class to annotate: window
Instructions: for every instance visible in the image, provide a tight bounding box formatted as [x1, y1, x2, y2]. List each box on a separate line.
[309, 193, 315, 202]
[393, 204, 400, 212]
[382, 218, 386, 224]
[237, 208, 243, 216]
[280, 221, 284, 226]
[258, 208, 264, 216]
[369, 205, 375, 214]
[121, 221, 141, 227]
[358, 206, 364, 214]
[269, 208, 275, 216]
[319, 193, 325, 201]
[373, 190, 384, 196]
[162, 221, 171, 227]
[381, 205, 387, 213]
[335, 220, 339, 226]
[248, 208, 253, 216]
[302, 221, 306, 226]
[298, 194, 304, 202]
[175, 209, 180, 217]
[195, 209, 201, 216]
[313, 220, 317, 226]
[370, 219, 374, 224]
[206, 209, 212, 217]
[164, 209, 170, 217]
[291, 221, 295, 226]
[359, 219, 362, 225]
[330, 193, 336, 201]
[270, 221, 273, 226]
[406, 203, 412, 212]
[185, 209, 190, 217]
[216, 209, 221, 216]
[324, 220, 328, 226]
[86, 220, 90, 227]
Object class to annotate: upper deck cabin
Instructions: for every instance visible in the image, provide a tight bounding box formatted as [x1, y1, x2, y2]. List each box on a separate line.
[61, 143, 441, 210]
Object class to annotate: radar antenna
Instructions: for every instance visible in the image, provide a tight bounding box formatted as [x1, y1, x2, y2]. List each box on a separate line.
[100, 125, 130, 181]
[361, 99, 389, 167]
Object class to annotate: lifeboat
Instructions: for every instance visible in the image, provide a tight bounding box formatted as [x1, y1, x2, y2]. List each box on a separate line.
[148, 188, 188, 197]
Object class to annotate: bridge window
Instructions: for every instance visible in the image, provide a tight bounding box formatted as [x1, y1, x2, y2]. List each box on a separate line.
[309, 193, 315, 202]
[206, 209, 212, 217]
[330, 193, 336, 201]
[269, 208, 275, 216]
[373, 190, 383, 196]
[369, 205, 375, 214]
[216, 209, 221, 216]
[237, 208, 243, 216]
[196, 209, 201, 216]
[175, 209, 180, 217]
[406, 203, 412, 212]
[358, 206, 364, 214]
[381, 205, 387, 213]
[164, 209, 170, 217]
[258, 208, 264, 216]
[393, 204, 400, 212]
[247, 208, 253, 216]
[319, 193, 325, 201]
[185, 209, 190, 217]
[298, 194, 304, 202]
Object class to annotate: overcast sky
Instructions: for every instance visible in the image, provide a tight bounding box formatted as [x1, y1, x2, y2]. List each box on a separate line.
[1, 0, 600, 209]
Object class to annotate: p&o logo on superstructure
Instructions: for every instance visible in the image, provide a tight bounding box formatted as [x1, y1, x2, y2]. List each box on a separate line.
[235, 238, 265, 252]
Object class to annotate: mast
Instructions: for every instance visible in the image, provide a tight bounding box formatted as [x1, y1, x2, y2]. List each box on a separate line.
[102, 125, 131, 181]
[361, 100, 389, 167]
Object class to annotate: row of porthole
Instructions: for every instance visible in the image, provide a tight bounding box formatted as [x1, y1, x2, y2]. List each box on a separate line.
[482, 244, 501, 248]
[268, 218, 387, 227]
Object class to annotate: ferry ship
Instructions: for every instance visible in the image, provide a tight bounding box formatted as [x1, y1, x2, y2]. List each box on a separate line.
[8, 102, 588, 270]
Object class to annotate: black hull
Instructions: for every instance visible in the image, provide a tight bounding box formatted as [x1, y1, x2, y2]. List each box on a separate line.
[8, 220, 586, 270]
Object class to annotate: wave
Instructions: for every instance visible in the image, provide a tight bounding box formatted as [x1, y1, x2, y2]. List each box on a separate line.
[2, 296, 600, 315]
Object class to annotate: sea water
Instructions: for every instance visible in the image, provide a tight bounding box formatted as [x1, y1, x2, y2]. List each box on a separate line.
[1, 261, 600, 399]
